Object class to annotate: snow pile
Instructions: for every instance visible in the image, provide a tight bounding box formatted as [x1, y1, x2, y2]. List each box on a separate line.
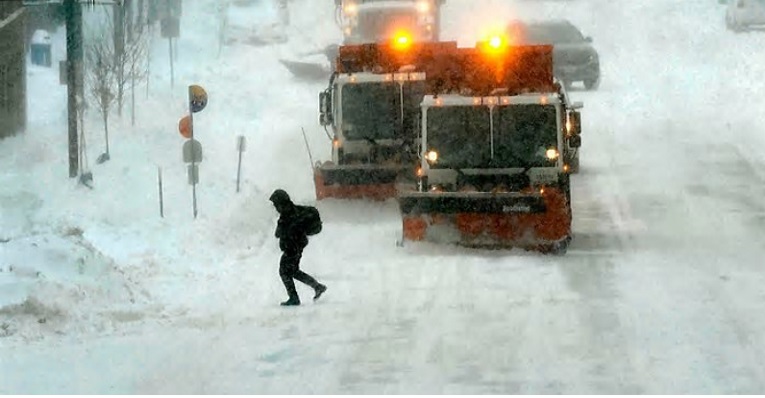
[0, 230, 146, 341]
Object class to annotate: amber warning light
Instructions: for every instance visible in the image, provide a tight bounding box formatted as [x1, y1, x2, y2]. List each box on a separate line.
[393, 32, 413, 50]
[481, 34, 509, 54]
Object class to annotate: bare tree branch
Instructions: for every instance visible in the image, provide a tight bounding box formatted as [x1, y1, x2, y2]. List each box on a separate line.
[100, 5, 150, 118]
[85, 25, 116, 159]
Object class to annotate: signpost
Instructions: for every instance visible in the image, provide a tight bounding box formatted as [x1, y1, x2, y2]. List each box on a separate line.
[178, 84, 208, 219]
[158, 0, 181, 89]
[157, 166, 164, 218]
[236, 135, 246, 193]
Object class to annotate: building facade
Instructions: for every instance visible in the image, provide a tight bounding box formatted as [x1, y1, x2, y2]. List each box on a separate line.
[0, 1, 26, 139]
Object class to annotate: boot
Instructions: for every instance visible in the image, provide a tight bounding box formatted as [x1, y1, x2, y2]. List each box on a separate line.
[281, 297, 300, 306]
[281, 277, 300, 306]
[313, 284, 327, 301]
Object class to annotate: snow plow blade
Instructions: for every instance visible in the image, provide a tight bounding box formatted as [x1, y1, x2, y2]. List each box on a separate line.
[313, 164, 407, 201]
[279, 60, 330, 82]
[398, 189, 572, 253]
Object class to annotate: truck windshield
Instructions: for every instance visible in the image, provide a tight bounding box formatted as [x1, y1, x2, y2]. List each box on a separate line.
[341, 81, 426, 142]
[342, 82, 399, 141]
[426, 106, 491, 169]
[521, 23, 585, 45]
[426, 104, 559, 169]
[492, 104, 559, 168]
[357, 8, 418, 41]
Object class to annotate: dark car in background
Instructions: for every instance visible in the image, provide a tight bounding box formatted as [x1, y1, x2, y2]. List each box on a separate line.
[508, 19, 601, 90]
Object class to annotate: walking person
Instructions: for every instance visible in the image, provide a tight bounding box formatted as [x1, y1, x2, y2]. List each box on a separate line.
[269, 189, 327, 306]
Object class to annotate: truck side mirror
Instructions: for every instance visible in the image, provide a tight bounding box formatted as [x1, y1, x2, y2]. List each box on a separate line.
[319, 90, 332, 126]
[568, 111, 581, 136]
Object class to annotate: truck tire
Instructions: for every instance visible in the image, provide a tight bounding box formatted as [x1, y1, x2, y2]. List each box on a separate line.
[584, 76, 600, 90]
[551, 237, 571, 256]
[566, 152, 580, 174]
[726, 14, 742, 32]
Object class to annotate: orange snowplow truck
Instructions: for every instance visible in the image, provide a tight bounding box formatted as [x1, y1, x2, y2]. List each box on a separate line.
[315, 38, 464, 200]
[397, 40, 583, 253]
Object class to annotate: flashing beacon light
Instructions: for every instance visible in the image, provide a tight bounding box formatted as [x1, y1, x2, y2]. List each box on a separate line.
[489, 35, 503, 49]
[344, 2, 358, 15]
[393, 31, 413, 50]
[482, 34, 508, 55]
[478, 26, 510, 55]
[416, 0, 430, 13]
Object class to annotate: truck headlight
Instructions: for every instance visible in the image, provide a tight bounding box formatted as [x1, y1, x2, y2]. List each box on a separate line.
[426, 150, 438, 164]
[344, 2, 358, 15]
[546, 148, 559, 160]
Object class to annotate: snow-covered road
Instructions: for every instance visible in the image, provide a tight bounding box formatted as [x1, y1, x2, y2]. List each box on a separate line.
[2, 0, 765, 393]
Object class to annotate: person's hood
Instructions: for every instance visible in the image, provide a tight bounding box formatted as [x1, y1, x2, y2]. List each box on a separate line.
[269, 189, 294, 210]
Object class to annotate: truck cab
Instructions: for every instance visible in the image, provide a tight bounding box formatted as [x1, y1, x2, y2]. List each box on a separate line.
[396, 43, 580, 252]
[316, 67, 428, 199]
[337, 0, 445, 44]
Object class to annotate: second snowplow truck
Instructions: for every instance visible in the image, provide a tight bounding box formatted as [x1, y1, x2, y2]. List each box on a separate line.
[314, 37, 457, 200]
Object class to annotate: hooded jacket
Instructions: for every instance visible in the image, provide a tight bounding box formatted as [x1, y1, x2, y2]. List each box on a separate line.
[270, 189, 310, 252]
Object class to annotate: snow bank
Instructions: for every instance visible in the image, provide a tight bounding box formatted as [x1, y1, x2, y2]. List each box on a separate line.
[0, 231, 144, 341]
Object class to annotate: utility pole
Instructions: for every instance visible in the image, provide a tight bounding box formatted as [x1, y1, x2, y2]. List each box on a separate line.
[40, 0, 123, 179]
[113, 0, 125, 116]
[64, 0, 84, 178]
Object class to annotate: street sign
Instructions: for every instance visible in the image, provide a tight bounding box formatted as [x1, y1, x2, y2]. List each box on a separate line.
[178, 115, 191, 138]
[237, 135, 247, 152]
[149, 0, 182, 22]
[182, 139, 203, 163]
[189, 85, 208, 113]
[161, 17, 180, 38]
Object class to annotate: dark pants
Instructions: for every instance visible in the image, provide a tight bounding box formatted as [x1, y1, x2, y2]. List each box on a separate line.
[280, 248, 320, 300]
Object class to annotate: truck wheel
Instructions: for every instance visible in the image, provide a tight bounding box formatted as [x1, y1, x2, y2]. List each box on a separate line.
[542, 237, 570, 256]
[584, 76, 600, 90]
[726, 15, 742, 32]
[566, 152, 580, 174]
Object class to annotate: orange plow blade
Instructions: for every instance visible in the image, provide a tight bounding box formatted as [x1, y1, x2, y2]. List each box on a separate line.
[399, 188, 572, 253]
[314, 164, 404, 201]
